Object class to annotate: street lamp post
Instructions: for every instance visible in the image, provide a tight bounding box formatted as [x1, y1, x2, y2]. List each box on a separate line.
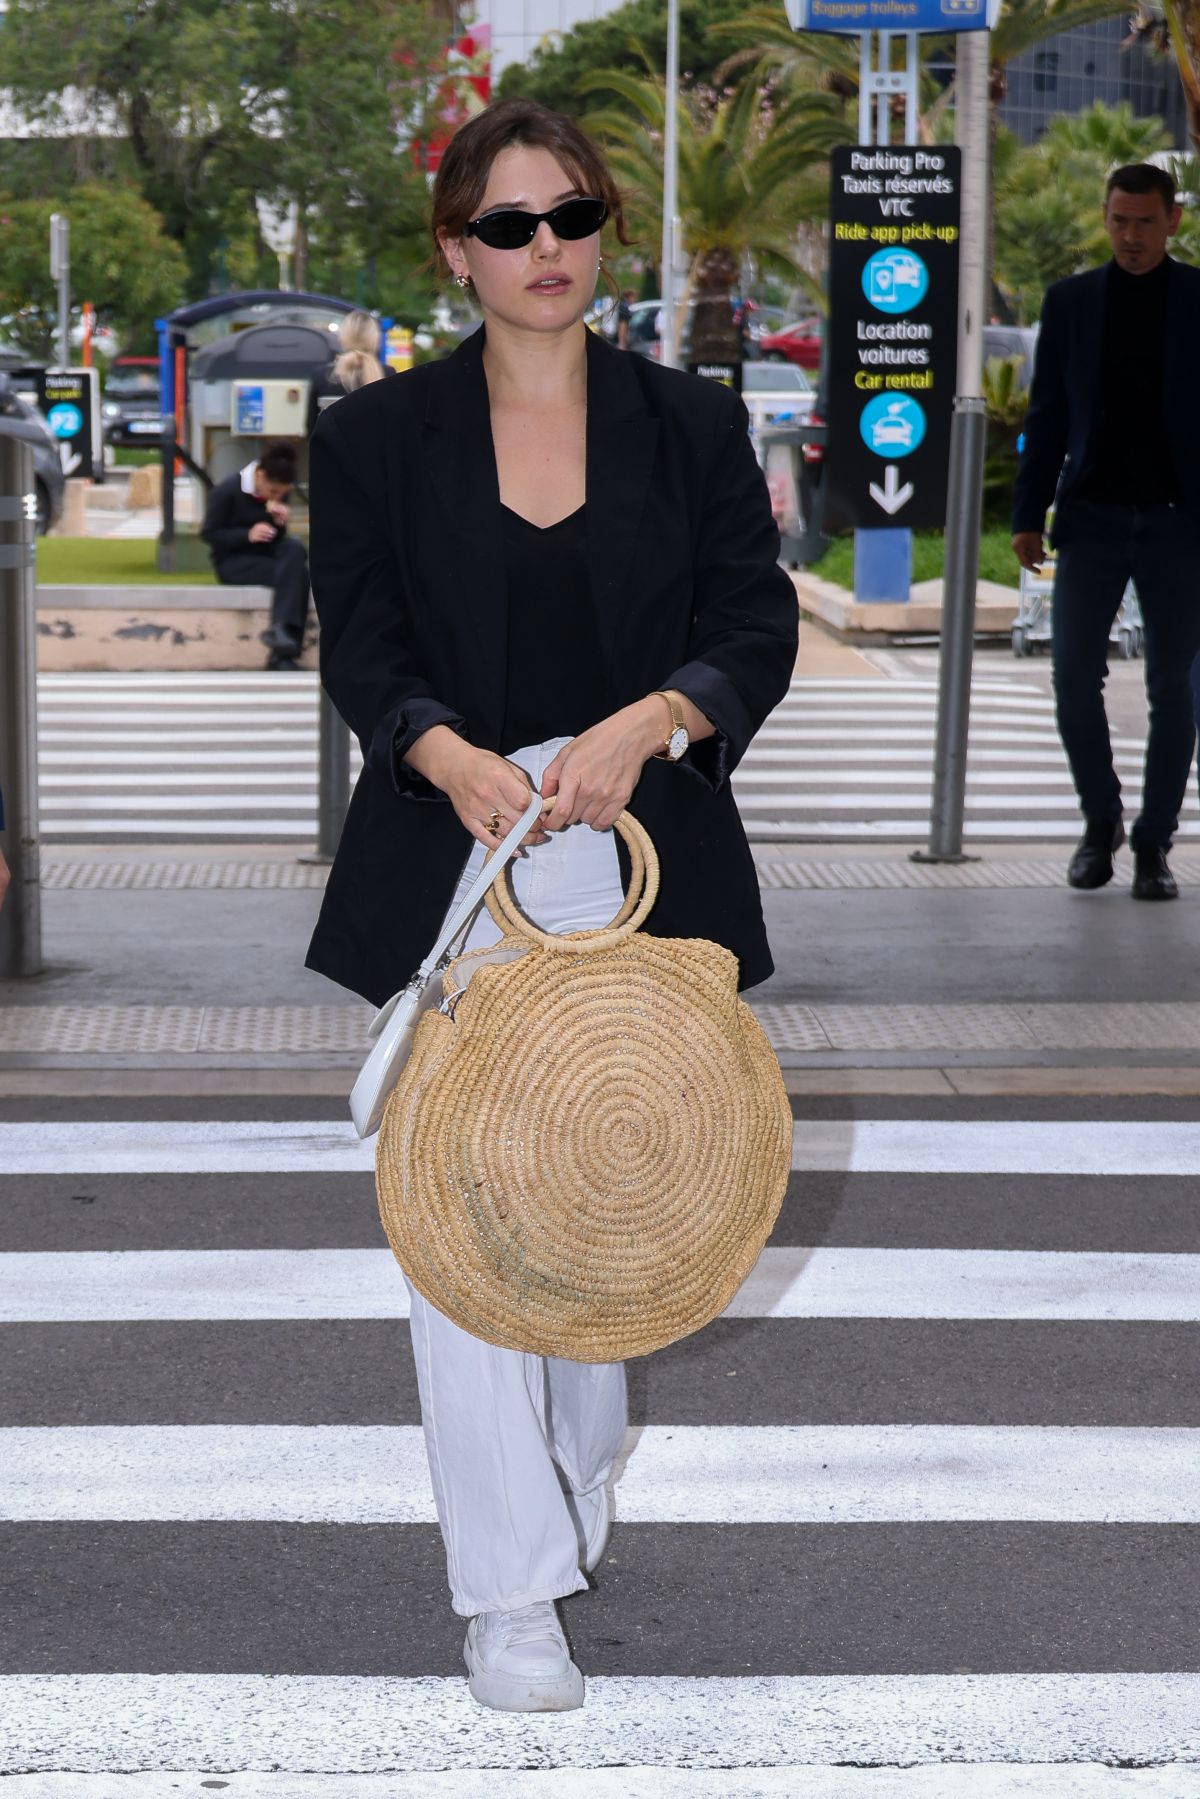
[660, 0, 681, 370]
[917, 27, 990, 862]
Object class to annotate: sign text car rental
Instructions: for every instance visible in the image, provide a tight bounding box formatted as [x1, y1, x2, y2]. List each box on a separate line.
[824, 144, 961, 531]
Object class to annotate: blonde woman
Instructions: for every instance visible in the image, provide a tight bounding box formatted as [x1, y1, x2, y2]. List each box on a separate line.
[311, 312, 388, 425]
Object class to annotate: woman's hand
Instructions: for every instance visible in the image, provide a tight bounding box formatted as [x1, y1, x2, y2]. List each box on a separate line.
[248, 521, 278, 544]
[402, 726, 551, 850]
[540, 699, 671, 832]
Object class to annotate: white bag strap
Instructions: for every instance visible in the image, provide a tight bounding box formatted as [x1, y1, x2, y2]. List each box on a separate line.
[422, 789, 546, 975]
[369, 789, 546, 1036]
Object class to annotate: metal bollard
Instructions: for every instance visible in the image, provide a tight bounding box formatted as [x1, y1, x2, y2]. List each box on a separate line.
[0, 435, 43, 976]
[307, 682, 351, 864]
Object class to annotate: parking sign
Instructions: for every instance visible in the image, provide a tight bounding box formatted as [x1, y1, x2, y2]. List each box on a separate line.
[823, 145, 961, 532]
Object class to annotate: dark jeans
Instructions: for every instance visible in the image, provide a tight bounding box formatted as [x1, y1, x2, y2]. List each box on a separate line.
[1051, 501, 1200, 852]
[216, 537, 310, 645]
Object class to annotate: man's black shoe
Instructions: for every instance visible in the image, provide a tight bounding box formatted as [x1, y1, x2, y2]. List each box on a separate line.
[260, 626, 302, 654]
[1067, 819, 1125, 889]
[265, 651, 301, 671]
[1131, 847, 1178, 901]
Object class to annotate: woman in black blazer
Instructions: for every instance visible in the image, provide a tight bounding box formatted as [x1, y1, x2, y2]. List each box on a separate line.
[307, 99, 797, 1712]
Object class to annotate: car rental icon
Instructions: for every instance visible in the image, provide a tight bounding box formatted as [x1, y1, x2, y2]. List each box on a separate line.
[870, 402, 915, 449]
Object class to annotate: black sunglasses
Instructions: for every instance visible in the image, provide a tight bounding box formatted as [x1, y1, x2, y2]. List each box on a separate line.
[465, 197, 608, 251]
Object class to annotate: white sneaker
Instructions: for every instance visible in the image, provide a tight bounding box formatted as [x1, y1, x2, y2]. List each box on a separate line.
[573, 1483, 613, 1573]
[463, 1601, 584, 1712]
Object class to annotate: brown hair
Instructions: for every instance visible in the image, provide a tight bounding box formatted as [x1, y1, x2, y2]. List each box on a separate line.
[430, 98, 631, 279]
[1107, 162, 1177, 212]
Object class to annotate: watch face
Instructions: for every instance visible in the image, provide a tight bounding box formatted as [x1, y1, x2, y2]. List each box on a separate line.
[668, 726, 689, 760]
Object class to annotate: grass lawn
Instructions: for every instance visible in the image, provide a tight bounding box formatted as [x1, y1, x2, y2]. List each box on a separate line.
[810, 526, 1018, 592]
[110, 450, 160, 468]
[36, 537, 217, 585]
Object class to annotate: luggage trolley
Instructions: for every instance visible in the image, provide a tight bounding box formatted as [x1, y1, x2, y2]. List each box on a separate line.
[1012, 555, 1144, 660]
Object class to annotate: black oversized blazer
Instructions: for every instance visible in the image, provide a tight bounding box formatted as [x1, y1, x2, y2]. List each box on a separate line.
[304, 326, 799, 1008]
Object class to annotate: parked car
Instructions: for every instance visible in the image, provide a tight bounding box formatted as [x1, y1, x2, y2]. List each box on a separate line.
[102, 356, 164, 448]
[759, 316, 823, 371]
[982, 324, 1038, 389]
[623, 298, 792, 361]
[741, 361, 816, 425]
[0, 372, 64, 534]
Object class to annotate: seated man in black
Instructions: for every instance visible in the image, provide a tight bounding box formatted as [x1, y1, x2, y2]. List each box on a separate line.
[202, 442, 310, 670]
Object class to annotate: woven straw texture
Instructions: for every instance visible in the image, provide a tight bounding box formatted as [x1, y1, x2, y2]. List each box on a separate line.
[375, 815, 792, 1362]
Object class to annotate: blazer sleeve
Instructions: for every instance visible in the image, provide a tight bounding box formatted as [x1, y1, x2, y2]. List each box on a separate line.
[1012, 284, 1069, 535]
[662, 390, 798, 789]
[201, 482, 251, 558]
[308, 406, 467, 800]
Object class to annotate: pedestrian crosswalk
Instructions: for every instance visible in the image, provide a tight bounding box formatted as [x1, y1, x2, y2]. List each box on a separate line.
[36, 668, 1192, 843]
[2, 1092, 1198, 1785]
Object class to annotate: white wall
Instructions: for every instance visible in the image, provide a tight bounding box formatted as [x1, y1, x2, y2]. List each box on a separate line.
[483, 0, 626, 79]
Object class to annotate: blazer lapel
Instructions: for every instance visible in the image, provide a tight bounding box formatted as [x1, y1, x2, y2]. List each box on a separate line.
[584, 332, 659, 682]
[421, 329, 508, 743]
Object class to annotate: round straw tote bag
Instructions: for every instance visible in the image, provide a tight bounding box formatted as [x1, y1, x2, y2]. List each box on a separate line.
[375, 811, 792, 1361]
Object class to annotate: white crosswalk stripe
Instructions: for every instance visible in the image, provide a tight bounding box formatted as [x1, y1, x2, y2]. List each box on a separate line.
[3, 1102, 1197, 1783]
[5, 1114, 1200, 1174]
[2, 1673, 1199, 1782]
[4, 1243, 1196, 1322]
[3, 1423, 1197, 1522]
[35, 669, 1187, 842]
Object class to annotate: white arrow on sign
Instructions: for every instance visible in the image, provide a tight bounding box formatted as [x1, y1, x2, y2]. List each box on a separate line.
[869, 464, 914, 516]
[59, 446, 82, 477]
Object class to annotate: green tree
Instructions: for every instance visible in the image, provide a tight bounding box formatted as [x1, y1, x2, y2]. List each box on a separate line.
[498, 0, 766, 114]
[1159, 0, 1200, 145]
[582, 62, 851, 356]
[0, 185, 188, 357]
[707, 0, 1133, 133]
[2, 0, 447, 298]
[991, 103, 1191, 317]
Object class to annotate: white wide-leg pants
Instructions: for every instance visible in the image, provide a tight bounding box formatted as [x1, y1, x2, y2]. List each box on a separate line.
[404, 737, 629, 1619]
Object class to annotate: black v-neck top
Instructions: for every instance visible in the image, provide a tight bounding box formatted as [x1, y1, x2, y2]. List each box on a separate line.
[499, 502, 609, 754]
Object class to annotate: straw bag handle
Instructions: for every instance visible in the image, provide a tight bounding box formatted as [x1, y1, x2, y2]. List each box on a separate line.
[487, 810, 649, 938]
[484, 810, 660, 953]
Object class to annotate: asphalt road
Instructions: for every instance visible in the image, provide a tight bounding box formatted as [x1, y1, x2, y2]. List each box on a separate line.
[1, 1089, 1197, 1785]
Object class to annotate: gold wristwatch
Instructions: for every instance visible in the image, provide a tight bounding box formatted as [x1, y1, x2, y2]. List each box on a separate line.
[651, 690, 689, 762]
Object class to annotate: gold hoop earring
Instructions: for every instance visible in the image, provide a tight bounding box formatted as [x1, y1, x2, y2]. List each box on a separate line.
[454, 273, 472, 290]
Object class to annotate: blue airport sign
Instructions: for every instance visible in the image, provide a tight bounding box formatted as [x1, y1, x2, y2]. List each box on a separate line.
[786, 0, 998, 32]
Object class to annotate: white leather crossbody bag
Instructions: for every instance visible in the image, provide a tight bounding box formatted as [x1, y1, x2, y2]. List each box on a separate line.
[350, 790, 545, 1137]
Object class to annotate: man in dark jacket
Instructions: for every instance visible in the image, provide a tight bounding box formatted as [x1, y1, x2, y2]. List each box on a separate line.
[201, 441, 310, 670]
[1012, 163, 1200, 900]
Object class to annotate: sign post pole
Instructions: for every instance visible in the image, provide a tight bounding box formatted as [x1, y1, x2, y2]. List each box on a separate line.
[660, 0, 682, 371]
[0, 436, 42, 978]
[915, 26, 990, 863]
[49, 213, 70, 372]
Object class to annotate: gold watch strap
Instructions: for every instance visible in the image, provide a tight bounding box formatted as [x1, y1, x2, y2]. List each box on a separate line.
[650, 690, 687, 759]
[652, 690, 686, 734]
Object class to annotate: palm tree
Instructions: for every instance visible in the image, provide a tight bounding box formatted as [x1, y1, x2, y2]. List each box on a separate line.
[709, 0, 1132, 128]
[1127, 0, 1200, 145]
[581, 60, 852, 359]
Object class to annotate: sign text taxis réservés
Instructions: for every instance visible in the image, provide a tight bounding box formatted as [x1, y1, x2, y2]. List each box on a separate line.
[823, 145, 961, 532]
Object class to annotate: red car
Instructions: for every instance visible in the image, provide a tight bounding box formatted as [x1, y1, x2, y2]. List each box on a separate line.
[759, 317, 823, 371]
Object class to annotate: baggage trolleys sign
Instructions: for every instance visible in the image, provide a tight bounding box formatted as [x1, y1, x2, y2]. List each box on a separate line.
[824, 145, 961, 532]
[787, 0, 998, 31]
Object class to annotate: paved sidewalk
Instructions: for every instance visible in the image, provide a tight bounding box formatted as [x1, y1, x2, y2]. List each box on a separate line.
[4, 840, 1200, 1089]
